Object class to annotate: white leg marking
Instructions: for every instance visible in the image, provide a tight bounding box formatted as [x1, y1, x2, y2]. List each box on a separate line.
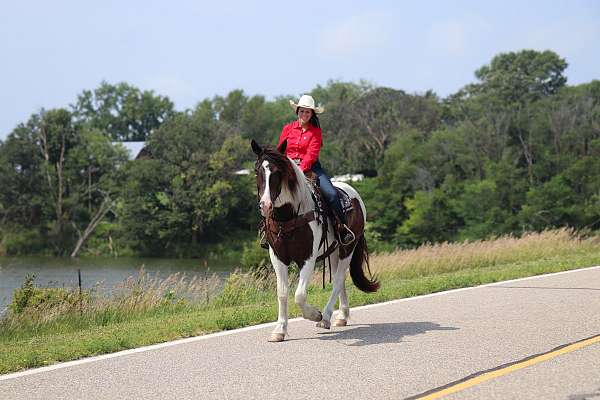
[295, 258, 322, 322]
[270, 249, 288, 340]
[336, 282, 350, 322]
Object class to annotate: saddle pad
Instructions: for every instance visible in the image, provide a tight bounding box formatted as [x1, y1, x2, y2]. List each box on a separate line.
[307, 181, 354, 220]
[336, 187, 354, 213]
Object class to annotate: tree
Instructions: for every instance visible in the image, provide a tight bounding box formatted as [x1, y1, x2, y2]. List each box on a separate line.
[0, 109, 127, 255]
[38, 109, 78, 251]
[0, 118, 46, 229]
[451, 179, 511, 240]
[213, 89, 247, 126]
[72, 81, 175, 141]
[119, 106, 256, 256]
[473, 50, 568, 104]
[519, 155, 600, 231]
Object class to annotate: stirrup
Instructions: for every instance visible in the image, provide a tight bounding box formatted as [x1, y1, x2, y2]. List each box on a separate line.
[340, 224, 356, 246]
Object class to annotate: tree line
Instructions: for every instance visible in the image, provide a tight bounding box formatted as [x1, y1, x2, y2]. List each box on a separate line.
[0, 49, 598, 257]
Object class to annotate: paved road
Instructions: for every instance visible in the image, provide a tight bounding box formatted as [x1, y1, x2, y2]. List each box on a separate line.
[2, 266, 600, 399]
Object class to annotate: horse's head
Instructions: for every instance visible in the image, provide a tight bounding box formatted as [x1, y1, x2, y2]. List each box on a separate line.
[251, 139, 298, 217]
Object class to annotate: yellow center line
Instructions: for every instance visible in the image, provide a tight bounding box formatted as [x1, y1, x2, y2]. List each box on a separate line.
[412, 334, 600, 400]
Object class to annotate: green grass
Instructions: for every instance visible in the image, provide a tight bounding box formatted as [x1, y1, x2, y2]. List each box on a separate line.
[1, 229, 599, 374]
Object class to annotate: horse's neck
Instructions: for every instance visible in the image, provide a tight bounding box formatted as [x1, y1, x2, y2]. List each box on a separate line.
[276, 161, 314, 215]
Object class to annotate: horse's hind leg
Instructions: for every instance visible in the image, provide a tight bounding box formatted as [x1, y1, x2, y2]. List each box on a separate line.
[317, 253, 349, 329]
[334, 275, 350, 327]
[295, 259, 322, 322]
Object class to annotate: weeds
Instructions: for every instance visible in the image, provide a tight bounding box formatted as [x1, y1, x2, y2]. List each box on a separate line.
[1, 228, 599, 374]
[0, 266, 222, 339]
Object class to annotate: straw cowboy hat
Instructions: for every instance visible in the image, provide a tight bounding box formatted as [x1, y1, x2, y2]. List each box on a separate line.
[289, 94, 325, 114]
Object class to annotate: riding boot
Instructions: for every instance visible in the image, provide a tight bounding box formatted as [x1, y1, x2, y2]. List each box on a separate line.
[331, 201, 355, 246]
[259, 219, 269, 249]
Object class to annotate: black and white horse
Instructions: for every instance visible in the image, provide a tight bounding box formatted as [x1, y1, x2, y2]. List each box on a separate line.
[251, 139, 379, 342]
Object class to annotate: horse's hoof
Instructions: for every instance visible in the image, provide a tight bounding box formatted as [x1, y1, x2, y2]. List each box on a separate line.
[268, 333, 285, 342]
[333, 319, 347, 327]
[316, 320, 331, 330]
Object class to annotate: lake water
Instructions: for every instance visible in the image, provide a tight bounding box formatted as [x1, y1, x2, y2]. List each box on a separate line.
[0, 256, 241, 314]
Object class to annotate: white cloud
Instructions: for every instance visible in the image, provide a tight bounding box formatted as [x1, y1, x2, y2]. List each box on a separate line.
[318, 13, 390, 58]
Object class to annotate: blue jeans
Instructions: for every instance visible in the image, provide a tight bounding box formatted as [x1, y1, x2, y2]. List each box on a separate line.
[311, 161, 346, 224]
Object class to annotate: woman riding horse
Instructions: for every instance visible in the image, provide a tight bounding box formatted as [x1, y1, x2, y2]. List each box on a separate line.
[261, 94, 354, 247]
[252, 137, 379, 342]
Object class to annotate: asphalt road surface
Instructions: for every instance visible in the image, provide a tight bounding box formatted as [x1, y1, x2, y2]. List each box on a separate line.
[2, 266, 600, 399]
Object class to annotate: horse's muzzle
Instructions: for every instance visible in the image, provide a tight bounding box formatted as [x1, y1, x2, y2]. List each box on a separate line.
[259, 200, 272, 217]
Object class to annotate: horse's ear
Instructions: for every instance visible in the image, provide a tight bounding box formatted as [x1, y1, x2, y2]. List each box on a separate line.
[251, 139, 262, 156]
[278, 139, 287, 154]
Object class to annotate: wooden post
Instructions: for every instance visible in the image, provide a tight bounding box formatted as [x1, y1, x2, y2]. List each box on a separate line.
[78, 269, 83, 315]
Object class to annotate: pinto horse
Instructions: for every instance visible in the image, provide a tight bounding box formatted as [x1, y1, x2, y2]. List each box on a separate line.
[251, 139, 379, 342]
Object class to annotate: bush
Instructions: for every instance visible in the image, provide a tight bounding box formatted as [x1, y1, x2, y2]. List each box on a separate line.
[240, 239, 272, 279]
[2, 229, 47, 255]
[8, 274, 85, 315]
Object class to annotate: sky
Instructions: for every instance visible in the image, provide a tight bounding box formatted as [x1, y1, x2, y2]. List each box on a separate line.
[1, 0, 599, 140]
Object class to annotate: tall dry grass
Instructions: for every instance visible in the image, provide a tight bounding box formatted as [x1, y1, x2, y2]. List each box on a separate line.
[103, 267, 222, 312]
[370, 228, 599, 278]
[1, 267, 222, 334]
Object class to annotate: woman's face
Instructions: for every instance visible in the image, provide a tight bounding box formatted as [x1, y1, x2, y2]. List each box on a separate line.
[297, 107, 313, 124]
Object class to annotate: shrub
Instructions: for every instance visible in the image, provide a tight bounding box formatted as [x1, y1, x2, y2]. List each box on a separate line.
[2, 229, 46, 255]
[241, 239, 272, 279]
[8, 274, 84, 315]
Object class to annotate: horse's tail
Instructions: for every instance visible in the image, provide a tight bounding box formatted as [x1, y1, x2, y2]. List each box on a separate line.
[349, 235, 380, 293]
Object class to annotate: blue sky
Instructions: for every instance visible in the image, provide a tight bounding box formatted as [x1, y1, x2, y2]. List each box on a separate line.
[1, 0, 599, 140]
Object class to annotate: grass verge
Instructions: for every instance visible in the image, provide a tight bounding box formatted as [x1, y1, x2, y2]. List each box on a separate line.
[1, 229, 599, 374]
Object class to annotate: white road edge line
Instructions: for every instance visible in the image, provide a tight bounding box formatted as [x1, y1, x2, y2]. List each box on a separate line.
[2, 265, 599, 381]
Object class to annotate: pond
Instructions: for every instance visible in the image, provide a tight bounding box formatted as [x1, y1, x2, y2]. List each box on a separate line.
[0, 256, 242, 314]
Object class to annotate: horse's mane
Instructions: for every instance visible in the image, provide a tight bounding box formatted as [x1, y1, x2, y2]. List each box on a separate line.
[257, 145, 298, 193]
[257, 145, 312, 210]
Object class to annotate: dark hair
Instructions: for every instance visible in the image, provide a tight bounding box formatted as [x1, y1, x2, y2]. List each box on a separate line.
[296, 107, 321, 128]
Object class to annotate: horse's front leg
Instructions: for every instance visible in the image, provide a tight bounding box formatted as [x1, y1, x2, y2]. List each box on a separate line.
[269, 250, 289, 342]
[295, 258, 322, 323]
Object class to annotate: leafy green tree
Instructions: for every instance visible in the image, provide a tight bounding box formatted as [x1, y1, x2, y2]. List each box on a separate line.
[0, 118, 46, 228]
[472, 50, 568, 104]
[213, 89, 247, 126]
[0, 109, 127, 255]
[72, 81, 175, 141]
[395, 181, 463, 247]
[118, 159, 180, 255]
[451, 179, 511, 240]
[118, 105, 256, 255]
[519, 154, 600, 230]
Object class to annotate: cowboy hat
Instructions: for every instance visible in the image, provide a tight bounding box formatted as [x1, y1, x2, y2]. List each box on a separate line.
[289, 94, 324, 114]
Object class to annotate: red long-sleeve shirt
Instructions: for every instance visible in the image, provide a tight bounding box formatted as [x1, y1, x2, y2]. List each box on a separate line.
[277, 120, 322, 172]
